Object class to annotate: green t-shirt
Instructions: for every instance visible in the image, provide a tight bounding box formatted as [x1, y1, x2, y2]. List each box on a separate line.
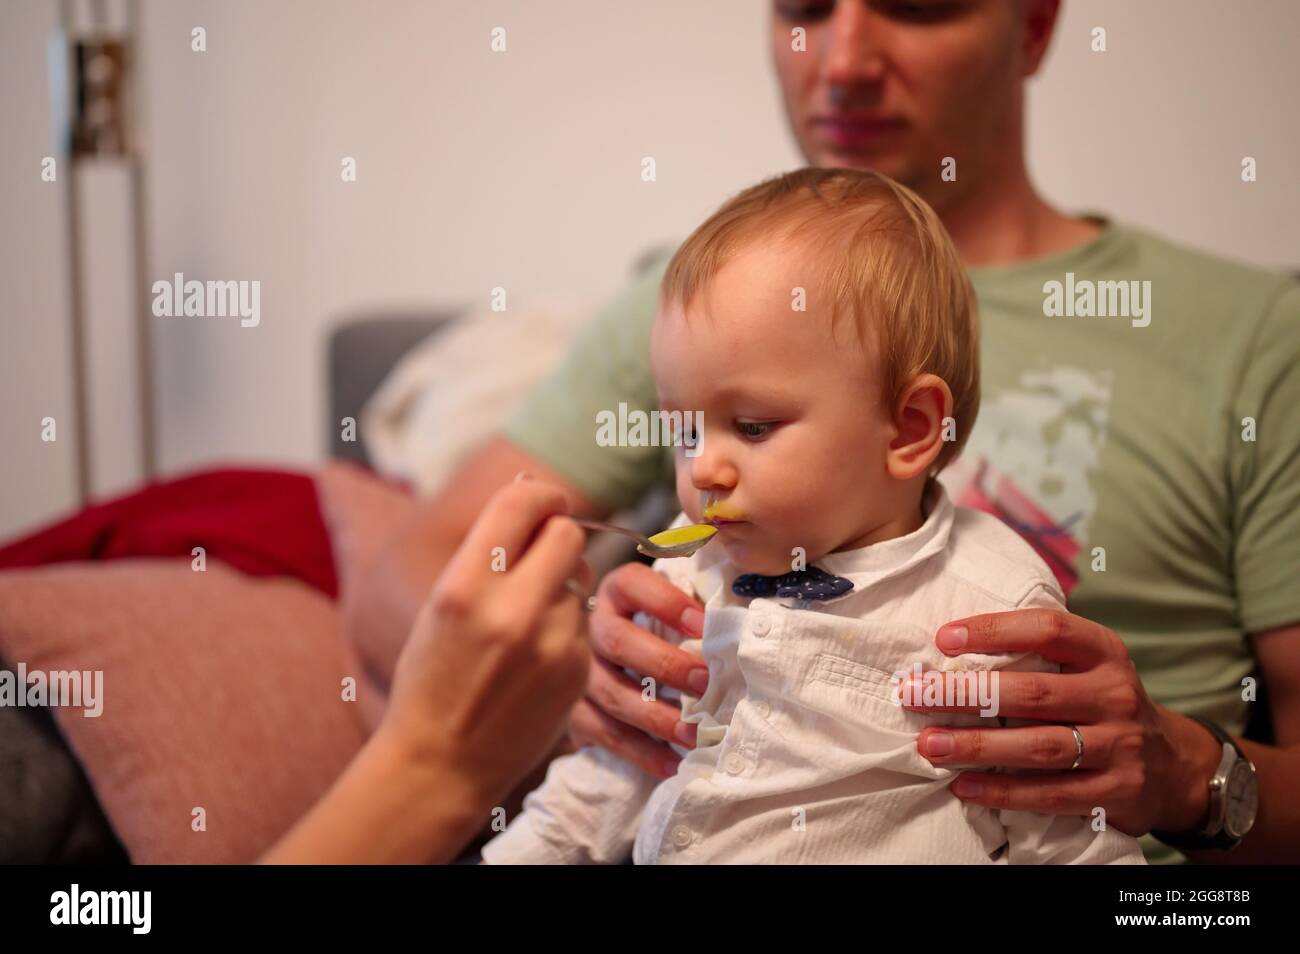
[503, 222, 1300, 863]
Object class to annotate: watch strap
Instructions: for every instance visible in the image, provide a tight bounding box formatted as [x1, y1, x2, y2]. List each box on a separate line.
[1151, 715, 1246, 852]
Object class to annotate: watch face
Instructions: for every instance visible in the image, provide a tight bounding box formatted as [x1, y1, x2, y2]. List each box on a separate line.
[1224, 760, 1259, 838]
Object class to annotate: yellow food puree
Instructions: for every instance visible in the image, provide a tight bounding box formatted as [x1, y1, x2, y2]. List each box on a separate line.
[647, 524, 718, 547]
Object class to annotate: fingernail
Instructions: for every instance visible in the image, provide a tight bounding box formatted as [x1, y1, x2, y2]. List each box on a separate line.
[686, 667, 709, 694]
[512, 470, 532, 483]
[937, 625, 968, 652]
[922, 730, 953, 758]
[680, 606, 705, 637]
[952, 776, 982, 798]
[673, 721, 697, 745]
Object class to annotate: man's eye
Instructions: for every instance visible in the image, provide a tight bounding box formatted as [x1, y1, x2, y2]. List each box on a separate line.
[880, 0, 960, 24]
[775, 0, 835, 23]
[737, 421, 775, 440]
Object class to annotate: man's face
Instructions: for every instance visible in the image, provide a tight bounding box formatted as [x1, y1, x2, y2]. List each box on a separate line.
[650, 241, 898, 576]
[770, 0, 1030, 199]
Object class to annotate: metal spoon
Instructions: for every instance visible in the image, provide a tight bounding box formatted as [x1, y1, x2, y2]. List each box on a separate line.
[573, 517, 718, 559]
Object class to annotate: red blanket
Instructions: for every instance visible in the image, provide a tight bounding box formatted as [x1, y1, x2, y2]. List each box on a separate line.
[0, 468, 338, 597]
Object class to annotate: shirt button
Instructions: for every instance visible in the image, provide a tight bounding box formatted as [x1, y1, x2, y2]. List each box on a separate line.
[751, 616, 771, 637]
[671, 824, 693, 848]
[754, 700, 771, 720]
[724, 751, 747, 775]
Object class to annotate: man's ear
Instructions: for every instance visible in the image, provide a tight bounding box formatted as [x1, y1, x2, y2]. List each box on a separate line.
[886, 374, 953, 481]
[1020, 0, 1061, 78]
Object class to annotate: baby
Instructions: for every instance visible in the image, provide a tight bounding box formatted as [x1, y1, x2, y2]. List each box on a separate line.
[483, 168, 1144, 864]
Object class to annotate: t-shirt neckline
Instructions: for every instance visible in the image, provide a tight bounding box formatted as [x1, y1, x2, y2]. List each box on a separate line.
[966, 214, 1130, 283]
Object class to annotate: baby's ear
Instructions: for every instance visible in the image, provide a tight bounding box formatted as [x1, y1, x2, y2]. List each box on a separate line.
[886, 373, 953, 481]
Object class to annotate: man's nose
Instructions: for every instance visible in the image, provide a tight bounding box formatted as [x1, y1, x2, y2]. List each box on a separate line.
[823, 1, 887, 97]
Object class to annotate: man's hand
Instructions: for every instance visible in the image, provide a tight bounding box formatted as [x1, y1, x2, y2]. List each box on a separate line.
[908, 608, 1221, 837]
[570, 562, 710, 779]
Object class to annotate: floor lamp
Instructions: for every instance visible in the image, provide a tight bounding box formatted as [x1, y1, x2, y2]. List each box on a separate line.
[55, 0, 155, 502]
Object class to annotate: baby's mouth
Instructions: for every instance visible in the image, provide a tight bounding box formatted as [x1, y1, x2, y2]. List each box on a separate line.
[701, 496, 747, 526]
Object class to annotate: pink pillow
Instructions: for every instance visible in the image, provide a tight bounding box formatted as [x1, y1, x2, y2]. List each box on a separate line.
[0, 559, 375, 863]
[316, 462, 419, 691]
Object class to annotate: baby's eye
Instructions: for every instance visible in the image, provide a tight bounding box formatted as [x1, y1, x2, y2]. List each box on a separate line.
[670, 421, 699, 451]
[736, 421, 775, 441]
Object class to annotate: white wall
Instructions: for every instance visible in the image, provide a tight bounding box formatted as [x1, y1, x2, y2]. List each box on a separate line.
[138, 0, 801, 476]
[0, 0, 79, 538]
[1029, 0, 1298, 262]
[136, 0, 1300, 478]
[3, 0, 1298, 536]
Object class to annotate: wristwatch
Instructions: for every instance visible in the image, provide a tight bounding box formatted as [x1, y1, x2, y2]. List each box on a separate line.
[1152, 715, 1258, 852]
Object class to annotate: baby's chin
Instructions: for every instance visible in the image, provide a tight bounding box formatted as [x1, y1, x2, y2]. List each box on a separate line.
[719, 537, 806, 576]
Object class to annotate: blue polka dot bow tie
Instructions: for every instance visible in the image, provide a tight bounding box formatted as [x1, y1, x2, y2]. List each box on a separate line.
[731, 566, 854, 601]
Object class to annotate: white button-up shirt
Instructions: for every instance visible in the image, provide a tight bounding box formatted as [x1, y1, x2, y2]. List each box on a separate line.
[482, 483, 1145, 864]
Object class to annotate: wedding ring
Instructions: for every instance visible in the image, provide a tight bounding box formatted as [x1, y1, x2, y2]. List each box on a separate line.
[1067, 724, 1085, 771]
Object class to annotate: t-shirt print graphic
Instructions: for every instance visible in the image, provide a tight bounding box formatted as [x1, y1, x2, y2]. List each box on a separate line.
[939, 365, 1113, 598]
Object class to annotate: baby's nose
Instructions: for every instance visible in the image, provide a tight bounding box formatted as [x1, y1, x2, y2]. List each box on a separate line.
[689, 448, 737, 492]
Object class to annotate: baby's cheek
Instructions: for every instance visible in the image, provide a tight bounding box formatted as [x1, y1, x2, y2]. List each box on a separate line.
[674, 468, 696, 519]
[757, 505, 828, 566]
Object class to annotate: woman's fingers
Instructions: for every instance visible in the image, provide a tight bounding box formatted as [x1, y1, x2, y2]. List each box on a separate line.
[902, 669, 1108, 723]
[440, 479, 571, 597]
[568, 698, 681, 780]
[918, 722, 1112, 771]
[532, 596, 591, 702]
[936, 608, 1121, 672]
[510, 514, 587, 623]
[570, 557, 595, 599]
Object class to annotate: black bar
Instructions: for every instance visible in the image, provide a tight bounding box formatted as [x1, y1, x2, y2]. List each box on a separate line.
[0, 863, 1288, 939]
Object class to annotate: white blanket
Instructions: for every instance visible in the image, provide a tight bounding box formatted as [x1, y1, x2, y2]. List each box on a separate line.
[361, 300, 593, 493]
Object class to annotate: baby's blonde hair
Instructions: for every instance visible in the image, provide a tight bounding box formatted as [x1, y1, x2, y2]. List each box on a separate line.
[660, 167, 979, 471]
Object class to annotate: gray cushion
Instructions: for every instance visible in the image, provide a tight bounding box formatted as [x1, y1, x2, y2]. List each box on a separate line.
[0, 659, 128, 863]
[328, 313, 460, 462]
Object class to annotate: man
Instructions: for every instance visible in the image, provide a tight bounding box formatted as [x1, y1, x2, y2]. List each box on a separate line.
[354, 0, 1300, 862]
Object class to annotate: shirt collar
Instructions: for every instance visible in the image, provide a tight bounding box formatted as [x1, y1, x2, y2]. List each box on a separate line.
[814, 479, 952, 598]
[689, 480, 954, 609]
